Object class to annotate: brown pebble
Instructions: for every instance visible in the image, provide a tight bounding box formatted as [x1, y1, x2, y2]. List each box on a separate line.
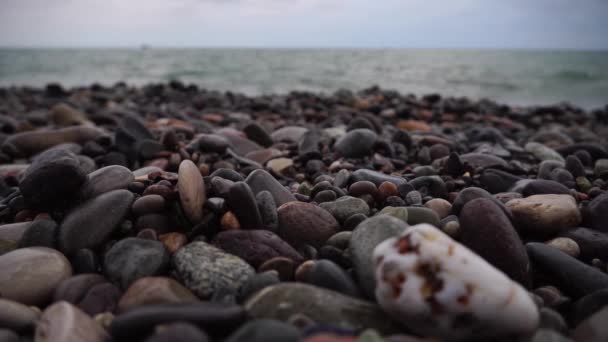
[378, 181, 399, 201]
[259, 257, 295, 281]
[295, 260, 316, 282]
[159, 232, 187, 253]
[424, 198, 452, 219]
[220, 211, 241, 230]
[131, 195, 166, 216]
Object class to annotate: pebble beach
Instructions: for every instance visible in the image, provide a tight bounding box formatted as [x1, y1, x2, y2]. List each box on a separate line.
[1, 82, 608, 342]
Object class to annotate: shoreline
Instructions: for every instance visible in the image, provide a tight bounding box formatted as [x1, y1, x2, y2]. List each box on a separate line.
[0, 81, 608, 341]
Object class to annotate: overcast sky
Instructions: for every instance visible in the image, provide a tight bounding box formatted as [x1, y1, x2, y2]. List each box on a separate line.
[1, 0, 607, 49]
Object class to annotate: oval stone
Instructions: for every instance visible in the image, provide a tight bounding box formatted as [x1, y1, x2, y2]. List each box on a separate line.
[0, 247, 72, 305]
[117, 277, 199, 313]
[104, 238, 170, 289]
[506, 194, 581, 235]
[277, 202, 339, 248]
[35, 301, 110, 342]
[59, 189, 135, 255]
[178, 160, 206, 224]
[80, 165, 134, 200]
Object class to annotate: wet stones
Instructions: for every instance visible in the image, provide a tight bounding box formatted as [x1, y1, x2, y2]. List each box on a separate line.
[19, 148, 87, 210]
[277, 202, 339, 248]
[59, 189, 135, 255]
[333, 129, 377, 158]
[172, 242, 255, 298]
[459, 198, 529, 286]
[374, 224, 539, 340]
[177, 160, 206, 224]
[506, 194, 581, 235]
[104, 238, 170, 289]
[212, 230, 303, 268]
[35, 301, 111, 342]
[0, 247, 72, 305]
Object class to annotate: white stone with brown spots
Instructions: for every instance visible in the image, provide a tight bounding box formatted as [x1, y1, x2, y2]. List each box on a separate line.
[373, 223, 539, 341]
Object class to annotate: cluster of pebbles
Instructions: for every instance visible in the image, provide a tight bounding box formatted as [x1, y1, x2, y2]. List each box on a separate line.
[1, 82, 608, 342]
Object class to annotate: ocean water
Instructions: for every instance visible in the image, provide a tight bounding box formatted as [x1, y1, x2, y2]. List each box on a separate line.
[1, 48, 607, 108]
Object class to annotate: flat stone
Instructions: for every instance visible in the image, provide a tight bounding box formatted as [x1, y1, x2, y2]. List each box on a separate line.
[59, 189, 135, 255]
[350, 215, 408, 298]
[117, 276, 199, 313]
[246, 169, 296, 207]
[53, 274, 107, 304]
[172, 242, 255, 298]
[277, 201, 339, 248]
[256, 190, 279, 232]
[0, 298, 40, 331]
[131, 195, 166, 216]
[319, 196, 370, 223]
[212, 230, 303, 268]
[521, 180, 571, 196]
[245, 283, 400, 334]
[35, 301, 111, 342]
[525, 142, 565, 162]
[507, 195, 581, 235]
[266, 158, 294, 174]
[375, 224, 539, 340]
[459, 198, 530, 286]
[0, 247, 72, 305]
[178, 160, 206, 224]
[3, 126, 104, 157]
[104, 238, 170, 289]
[308, 260, 360, 298]
[80, 165, 134, 200]
[527, 242, 608, 298]
[406, 207, 440, 227]
[271, 126, 308, 143]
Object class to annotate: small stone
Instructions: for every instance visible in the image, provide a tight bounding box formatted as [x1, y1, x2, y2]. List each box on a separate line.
[78, 282, 121, 316]
[584, 193, 608, 233]
[35, 301, 111, 342]
[117, 276, 198, 313]
[17, 219, 57, 248]
[374, 224, 539, 340]
[350, 169, 407, 187]
[423, 198, 452, 219]
[521, 179, 571, 196]
[59, 189, 135, 255]
[258, 257, 295, 281]
[333, 129, 377, 158]
[594, 159, 608, 178]
[547, 237, 580, 258]
[212, 229, 303, 268]
[0, 247, 72, 305]
[246, 169, 296, 207]
[319, 196, 370, 223]
[507, 194, 581, 235]
[267, 158, 294, 174]
[271, 126, 308, 143]
[459, 198, 530, 286]
[80, 165, 134, 200]
[228, 182, 263, 229]
[527, 242, 608, 298]
[158, 232, 187, 253]
[350, 215, 408, 298]
[172, 242, 255, 298]
[104, 238, 170, 289]
[256, 190, 279, 232]
[220, 211, 241, 230]
[559, 227, 608, 261]
[405, 207, 440, 227]
[19, 148, 86, 209]
[376, 207, 408, 222]
[307, 260, 360, 298]
[178, 160, 206, 224]
[525, 142, 565, 162]
[277, 202, 339, 248]
[53, 274, 106, 304]
[131, 195, 166, 216]
[0, 298, 40, 331]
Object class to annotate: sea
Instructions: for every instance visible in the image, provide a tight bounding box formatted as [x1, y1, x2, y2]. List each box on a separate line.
[1, 48, 607, 109]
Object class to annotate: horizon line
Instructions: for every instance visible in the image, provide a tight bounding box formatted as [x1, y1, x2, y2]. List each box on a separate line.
[1, 45, 608, 52]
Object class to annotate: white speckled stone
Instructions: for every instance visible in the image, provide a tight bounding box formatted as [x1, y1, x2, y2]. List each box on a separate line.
[373, 224, 539, 341]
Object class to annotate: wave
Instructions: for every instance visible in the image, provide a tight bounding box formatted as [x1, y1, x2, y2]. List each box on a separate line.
[446, 78, 519, 90]
[552, 70, 602, 82]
